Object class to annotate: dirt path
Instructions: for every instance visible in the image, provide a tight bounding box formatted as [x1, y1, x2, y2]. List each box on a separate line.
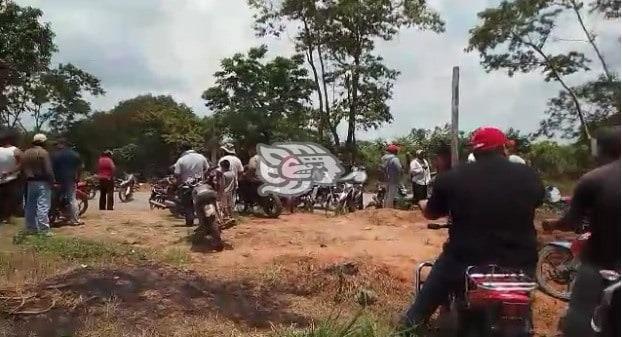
[33, 192, 567, 335]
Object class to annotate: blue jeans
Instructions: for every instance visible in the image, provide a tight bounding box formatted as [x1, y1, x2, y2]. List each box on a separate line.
[58, 182, 79, 223]
[25, 181, 51, 232]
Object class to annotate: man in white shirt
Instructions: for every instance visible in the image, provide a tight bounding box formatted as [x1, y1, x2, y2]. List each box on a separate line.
[173, 143, 210, 226]
[410, 150, 431, 204]
[0, 129, 22, 223]
[218, 144, 243, 181]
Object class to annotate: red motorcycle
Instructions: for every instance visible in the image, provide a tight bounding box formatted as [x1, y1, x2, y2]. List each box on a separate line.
[49, 181, 89, 225]
[416, 223, 537, 336]
[536, 229, 591, 301]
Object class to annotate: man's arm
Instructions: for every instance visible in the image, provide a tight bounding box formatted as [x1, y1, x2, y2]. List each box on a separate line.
[544, 177, 593, 232]
[43, 151, 55, 182]
[419, 174, 450, 220]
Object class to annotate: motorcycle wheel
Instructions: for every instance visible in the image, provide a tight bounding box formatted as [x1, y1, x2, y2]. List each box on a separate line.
[118, 186, 133, 203]
[78, 197, 88, 216]
[536, 245, 574, 301]
[261, 194, 282, 218]
[88, 189, 97, 200]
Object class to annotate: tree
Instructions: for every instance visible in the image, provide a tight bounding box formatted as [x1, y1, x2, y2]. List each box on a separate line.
[30, 63, 104, 132]
[67, 95, 207, 177]
[0, 0, 56, 127]
[249, 0, 445, 154]
[0, 1, 104, 131]
[202, 46, 315, 150]
[467, 0, 620, 140]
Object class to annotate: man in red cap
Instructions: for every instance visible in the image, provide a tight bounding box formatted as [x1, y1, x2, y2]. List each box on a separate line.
[380, 143, 402, 208]
[402, 127, 544, 332]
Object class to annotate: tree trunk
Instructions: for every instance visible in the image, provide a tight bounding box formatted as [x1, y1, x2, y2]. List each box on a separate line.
[346, 56, 360, 162]
[302, 19, 326, 140]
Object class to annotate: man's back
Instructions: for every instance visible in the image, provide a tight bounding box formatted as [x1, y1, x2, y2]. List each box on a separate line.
[22, 146, 54, 182]
[52, 148, 81, 183]
[427, 155, 544, 267]
[219, 155, 243, 178]
[381, 153, 401, 183]
[570, 160, 620, 269]
[175, 150, 209, 182]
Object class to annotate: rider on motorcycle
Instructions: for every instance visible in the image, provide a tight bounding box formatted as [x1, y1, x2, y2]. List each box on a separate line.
[543, 127, 620, 337]
[172, 143, 210, 226]
[402, 127, 544, 332]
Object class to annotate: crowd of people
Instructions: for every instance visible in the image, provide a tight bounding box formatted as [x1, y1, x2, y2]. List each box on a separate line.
[0, 129, 126, 235]
[1, 125, 619, 336]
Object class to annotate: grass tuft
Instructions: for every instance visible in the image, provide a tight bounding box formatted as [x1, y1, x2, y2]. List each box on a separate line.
[273, 312, 409, 337]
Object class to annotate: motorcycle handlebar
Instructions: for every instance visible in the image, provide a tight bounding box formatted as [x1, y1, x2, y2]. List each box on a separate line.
[427, 223, 449, 230]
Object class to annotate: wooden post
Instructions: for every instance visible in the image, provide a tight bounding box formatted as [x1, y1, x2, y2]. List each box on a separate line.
[451, 66, 460, 167]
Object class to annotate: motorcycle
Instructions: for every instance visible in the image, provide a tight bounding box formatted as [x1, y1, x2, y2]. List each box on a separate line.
[536, 228, 590, 301]
[236, 175, 282, 218]
[84, 175, 98, 200]
[116, 173, 138, 203]
[416, 223, 537, 337]
[366, 183, 410, 209]
[543, 185, 571, 215]
[592, 270, 620, 337]
[191, 168, 231, 249]
[300, 185, 332, 212]
[49, 181, 89, 225]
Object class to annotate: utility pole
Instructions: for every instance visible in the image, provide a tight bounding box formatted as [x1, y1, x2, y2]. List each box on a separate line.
[451, 66, 459, 167]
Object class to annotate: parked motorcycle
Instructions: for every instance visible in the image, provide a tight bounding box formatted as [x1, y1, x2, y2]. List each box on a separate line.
[236, 176, 282, 218]
[191, 168, 230, 249]
[84, 175, 98, 200]
[592, 270, 620, 337]
[49, 181, 89, 225]
[366, 183, 410, 209]
[116, 173, 138, 203]
[416, 223, 537, 337]
[536, 228, 590, 301]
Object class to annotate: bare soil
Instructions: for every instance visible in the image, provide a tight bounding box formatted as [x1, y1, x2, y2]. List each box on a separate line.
[1, 192, 568, 336]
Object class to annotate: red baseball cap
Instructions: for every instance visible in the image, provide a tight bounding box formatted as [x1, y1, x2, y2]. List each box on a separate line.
[386, 144, 400, 154]
[470, 127, 507, 151]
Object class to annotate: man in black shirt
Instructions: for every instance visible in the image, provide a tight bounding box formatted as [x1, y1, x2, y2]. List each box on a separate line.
[403, 127, 544, 330]
[544, 127, 620, 337]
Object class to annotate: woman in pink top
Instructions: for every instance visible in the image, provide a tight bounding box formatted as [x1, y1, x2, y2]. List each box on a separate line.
[97, 150, 116, 210]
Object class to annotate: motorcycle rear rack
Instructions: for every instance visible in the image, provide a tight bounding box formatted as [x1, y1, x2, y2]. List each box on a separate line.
[466, 265, 536, 292]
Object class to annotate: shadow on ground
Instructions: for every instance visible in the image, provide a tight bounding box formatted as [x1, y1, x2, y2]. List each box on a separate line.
[4, 263, 309, 337]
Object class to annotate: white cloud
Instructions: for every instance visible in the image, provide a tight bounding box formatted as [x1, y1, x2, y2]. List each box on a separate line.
[15, 0, 621, 139]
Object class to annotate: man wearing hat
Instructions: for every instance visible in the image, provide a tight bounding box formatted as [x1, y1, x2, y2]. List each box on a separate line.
[218, 144, 243, 209]
[21, 133, 55, 235]
[380, 143, 402, 208]
[402, 127, 544, 331]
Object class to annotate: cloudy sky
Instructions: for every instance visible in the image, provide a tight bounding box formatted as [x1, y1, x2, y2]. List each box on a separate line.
[17, 0, 621, 140]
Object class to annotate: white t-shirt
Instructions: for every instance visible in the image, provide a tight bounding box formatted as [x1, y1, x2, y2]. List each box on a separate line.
[174, 150, 209, 182]
[409, 158, 431, 185]
[0, 146, 19, 184]
[508, 154, 527, 165]
[218, 154, 243, 179]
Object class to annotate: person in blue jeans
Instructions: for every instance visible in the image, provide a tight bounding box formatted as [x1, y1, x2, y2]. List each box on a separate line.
[21, 134, 55, 235]
[51, 138, 83, 225]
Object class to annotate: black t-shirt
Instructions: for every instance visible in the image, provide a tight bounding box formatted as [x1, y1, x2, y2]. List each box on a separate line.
[561, 160, 621, 269]
[426, 155, 544, 268]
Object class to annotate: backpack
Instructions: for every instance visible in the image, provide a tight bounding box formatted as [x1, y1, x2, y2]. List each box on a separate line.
[377, 155, 391, 182]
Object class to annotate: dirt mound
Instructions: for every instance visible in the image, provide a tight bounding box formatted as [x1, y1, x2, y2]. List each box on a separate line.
[2, 263, 310, 337]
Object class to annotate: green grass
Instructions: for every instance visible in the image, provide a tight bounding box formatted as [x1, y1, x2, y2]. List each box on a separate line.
[273, 313, 412, 337]
[159, 247, 190, 266]
[12, 232, 148, 263]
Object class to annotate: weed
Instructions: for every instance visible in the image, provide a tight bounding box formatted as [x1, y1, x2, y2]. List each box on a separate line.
[160, 247, 190, 266]
[273, 312, 409, 337]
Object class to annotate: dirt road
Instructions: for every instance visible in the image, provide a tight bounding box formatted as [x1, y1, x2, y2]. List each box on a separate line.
[4, 191, 567, 336]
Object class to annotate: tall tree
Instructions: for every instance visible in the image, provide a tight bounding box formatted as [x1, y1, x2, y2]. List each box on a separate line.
[467, 0, 620, 139]
[202, 46, 315, 150]
[249, 0, 445, 155]
[0, 0, 56, 127]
